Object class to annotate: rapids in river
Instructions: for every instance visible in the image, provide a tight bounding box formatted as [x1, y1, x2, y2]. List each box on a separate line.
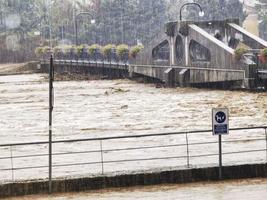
[0, 74, 267, 181]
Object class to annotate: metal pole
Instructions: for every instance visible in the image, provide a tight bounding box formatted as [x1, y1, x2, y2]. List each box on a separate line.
[185, 133, 190, 167]
[10, 146, 14, 181]
[265, 128, 267, 162]
[100, 140, 104, 175]
[218, 135, 222, 179]
[75, 17, 78, 45]
[179, 2, 203, 21]
[49, 0, 52, 49]
[75, 12, 94, 46]
[49, 55, 54, 194]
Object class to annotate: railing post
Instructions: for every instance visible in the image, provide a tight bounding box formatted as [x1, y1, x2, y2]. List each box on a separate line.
[100, 140, 104, 175]
[48, 55, 54, 194]
[265, 128, 267, 162]
[218, 135, 222, 180]
[185, 133, 190, 167]
[10, 145, 14, 181]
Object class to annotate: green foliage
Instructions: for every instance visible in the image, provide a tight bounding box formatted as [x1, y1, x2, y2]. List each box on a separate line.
[59, 45, 69, 55]
[1, 0, 248, 63]
[35, 47, 44, 57]
[88, 44, 101, 56]
[116, 44, 129, 58]
[234, 47, 248, 60]
[130, 45, 144, 58]
[261, 48, 267, 57]
[43, 46, 51, 54]
[76, 45, 87, 56]
[53, 46, 62, 56]
[102, 44, 116, 57]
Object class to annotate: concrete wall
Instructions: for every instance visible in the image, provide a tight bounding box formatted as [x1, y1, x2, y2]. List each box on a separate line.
[1, 163, 266, 198]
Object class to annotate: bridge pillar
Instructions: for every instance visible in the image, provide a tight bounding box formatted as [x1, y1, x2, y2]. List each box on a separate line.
[128, 66, 136, 78]
[243, 64, 257, 89]
[170, 37, 176, 66]
[164, 68, 175, 87]
[178, 69, 190, 87]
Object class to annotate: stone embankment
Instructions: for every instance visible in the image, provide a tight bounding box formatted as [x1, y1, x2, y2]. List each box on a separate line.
[0, 62, 39, 76]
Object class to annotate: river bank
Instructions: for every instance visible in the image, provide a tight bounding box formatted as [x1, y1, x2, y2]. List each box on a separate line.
[4, 178, 267, 200]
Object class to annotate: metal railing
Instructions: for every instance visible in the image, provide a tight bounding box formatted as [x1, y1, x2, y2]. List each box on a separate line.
[0, 126, 267, 183]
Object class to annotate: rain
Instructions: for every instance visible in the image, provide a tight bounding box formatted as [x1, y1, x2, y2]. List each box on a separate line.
[0, 0, 267, 199]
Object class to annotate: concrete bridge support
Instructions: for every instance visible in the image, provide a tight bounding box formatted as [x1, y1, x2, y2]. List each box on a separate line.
[163, 68, 175, 87]
[178, 69, 190, 87]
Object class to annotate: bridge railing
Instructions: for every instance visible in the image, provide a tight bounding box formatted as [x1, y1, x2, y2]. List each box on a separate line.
[0, 126, 266, 183]
[40, 59, 130, 68]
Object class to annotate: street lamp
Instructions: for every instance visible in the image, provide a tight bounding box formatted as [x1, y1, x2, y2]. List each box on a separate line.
[179, 2, 204, 21]
[48, 0, 55, 48]
[75, 12, 95, 45]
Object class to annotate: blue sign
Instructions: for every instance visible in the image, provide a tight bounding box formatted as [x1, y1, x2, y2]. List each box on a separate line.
[215, 112, 226, 124]
[212, 108, 229, 135]
[214, 124, 228, 134]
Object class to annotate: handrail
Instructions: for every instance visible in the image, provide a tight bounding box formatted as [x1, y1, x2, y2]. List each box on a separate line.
[40, 59, 246, 73]
[1, 126, 266, 147]
[0, 126, 266, 183]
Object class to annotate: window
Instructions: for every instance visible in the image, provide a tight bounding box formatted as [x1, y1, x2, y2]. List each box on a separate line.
[189, 40, 211, 62]
[152, 40, 170, 62]
[175, 35, 183, 64]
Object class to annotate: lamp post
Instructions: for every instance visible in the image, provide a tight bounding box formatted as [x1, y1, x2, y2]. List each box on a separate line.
[75, 12, 95, 45]
[48, 0, 55, 49]
[179, 2, 204, 21]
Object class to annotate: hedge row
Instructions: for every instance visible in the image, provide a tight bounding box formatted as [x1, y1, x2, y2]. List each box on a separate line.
[35, 44, 144, 60]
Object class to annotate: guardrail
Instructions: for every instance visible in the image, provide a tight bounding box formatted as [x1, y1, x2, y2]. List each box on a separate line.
[0, 126, 267, 183]
[40, 59, 129, 66]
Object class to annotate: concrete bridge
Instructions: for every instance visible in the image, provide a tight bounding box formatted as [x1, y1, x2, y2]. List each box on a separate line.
[133, 18, 267, 89]
[41, 19, 267, 90]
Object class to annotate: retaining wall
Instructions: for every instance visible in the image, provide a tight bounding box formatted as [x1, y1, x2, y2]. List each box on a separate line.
[1, 163, 266, 198]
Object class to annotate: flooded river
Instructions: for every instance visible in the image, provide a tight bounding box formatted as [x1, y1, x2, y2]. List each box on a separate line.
[0, 74, 266, 142]
[0, 74, 267, 181]
[6, 178, 267, 200]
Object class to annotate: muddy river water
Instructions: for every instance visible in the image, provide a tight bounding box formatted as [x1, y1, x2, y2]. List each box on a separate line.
[0, 74, 267, 181]
[6, 178, 267, 200]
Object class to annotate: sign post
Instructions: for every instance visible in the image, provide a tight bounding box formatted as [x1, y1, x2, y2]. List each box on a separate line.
[49, 55, 54, 194]
[212, 108, 229, 180]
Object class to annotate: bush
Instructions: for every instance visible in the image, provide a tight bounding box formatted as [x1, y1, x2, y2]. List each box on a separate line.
[61, 45, 72, 55]
[259, 48, 267, 63]
[88, 44, 102, 60]
[261, 48, 267, 57]
[234, 47, 248, 60]
[102, 44, 115, 57]
[102, 44, 116, 61]
[76, 44, 88, 57]
[130, 45, 144, 58]
[35, 47, 44, 57]
[88, 44, 101, 56]
[53, 46, 62, 57]
[116, 44, 129, 60]
[43, 46, 52, 54]
[66, 45, 77, 54]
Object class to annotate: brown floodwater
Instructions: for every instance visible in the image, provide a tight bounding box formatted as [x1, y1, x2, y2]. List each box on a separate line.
[0, 74, 267, 181]
[5, 178, 267, 200]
